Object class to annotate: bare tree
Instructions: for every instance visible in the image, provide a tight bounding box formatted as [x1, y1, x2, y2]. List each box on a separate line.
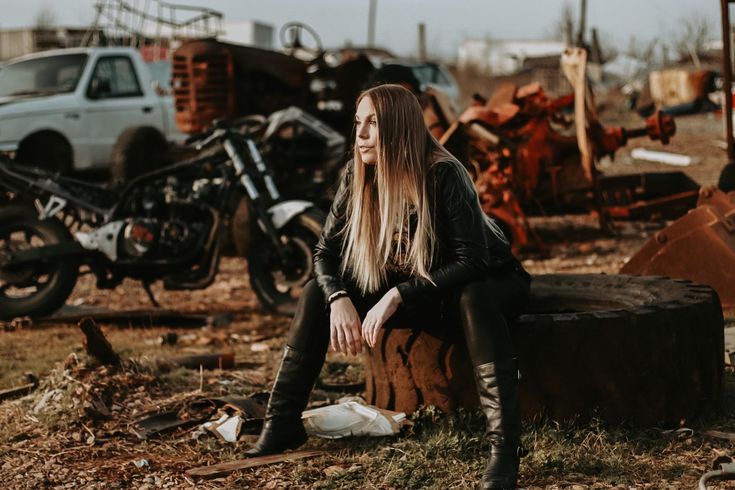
[669, 11, 712, 62]
[34, 3, 58, 29]
[547, 2, 575, 44]
[590, 28, 618, 64]
[626, 36, 658, 65]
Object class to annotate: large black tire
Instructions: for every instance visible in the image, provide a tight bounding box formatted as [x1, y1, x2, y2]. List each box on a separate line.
[0, 206, 79, 320]
[248, 208, 325, 316]
[516, 274, 724, 425]
[110, 126, 171, 186]
[365, 274, 724, 426]
[15, 131, 73, 174]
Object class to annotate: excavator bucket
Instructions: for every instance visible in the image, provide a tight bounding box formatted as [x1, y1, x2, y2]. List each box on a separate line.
[620, 189, 735, 313]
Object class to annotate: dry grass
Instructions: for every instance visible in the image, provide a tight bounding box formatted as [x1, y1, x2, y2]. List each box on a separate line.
[1, 311, 734, 489]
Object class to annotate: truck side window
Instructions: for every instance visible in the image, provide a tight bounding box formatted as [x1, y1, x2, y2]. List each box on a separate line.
[87, 56, 143, 99]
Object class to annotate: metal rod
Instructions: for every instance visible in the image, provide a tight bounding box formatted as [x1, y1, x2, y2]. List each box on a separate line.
[721, 0, 734, 163]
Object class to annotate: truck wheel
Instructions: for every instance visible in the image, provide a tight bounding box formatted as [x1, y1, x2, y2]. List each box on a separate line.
[110, 126, 171, 186]
[15, 132, 72, 173]
[0, 206, 79, 320]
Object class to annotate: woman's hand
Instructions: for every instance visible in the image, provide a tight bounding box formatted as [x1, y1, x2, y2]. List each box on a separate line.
[362, 287, 402, 348]
[329, 296, 363, 356]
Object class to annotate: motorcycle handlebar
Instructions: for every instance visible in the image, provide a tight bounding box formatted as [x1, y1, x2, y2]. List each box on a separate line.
[185, 115, 268, 150]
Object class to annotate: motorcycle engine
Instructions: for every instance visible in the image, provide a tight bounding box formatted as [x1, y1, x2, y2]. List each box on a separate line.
[118, 204, 206, 259]
[121, 219, 159, 257]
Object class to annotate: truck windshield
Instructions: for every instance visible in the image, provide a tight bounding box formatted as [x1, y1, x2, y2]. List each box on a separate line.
[0, 53, 88, 97]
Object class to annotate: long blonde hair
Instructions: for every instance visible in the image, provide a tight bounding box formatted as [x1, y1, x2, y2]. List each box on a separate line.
[340, 84, 455, 294]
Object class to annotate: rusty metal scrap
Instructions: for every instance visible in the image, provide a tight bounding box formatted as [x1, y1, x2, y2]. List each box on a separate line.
[172, 40, 236, 134]
[621, 188, 735, 313]
[433, 76, 688, 253]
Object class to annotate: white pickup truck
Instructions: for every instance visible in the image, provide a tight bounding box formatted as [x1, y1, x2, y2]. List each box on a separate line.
[0, 46, 185, 173]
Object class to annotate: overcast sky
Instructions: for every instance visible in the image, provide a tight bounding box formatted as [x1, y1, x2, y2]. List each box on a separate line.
[0, 0, 720, 60]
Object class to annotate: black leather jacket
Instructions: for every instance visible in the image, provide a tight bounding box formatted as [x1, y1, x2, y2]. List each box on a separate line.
[313, 158, 529, 309]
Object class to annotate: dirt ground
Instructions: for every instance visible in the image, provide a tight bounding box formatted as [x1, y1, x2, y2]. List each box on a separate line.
[1, 104, 734, 489]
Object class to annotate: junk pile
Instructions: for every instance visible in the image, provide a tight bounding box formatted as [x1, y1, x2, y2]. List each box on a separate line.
[431, 48, 699, 252]
[0, 316, 408, 483]
[169, 35, 735, 308]
[170, 38, 702, 255]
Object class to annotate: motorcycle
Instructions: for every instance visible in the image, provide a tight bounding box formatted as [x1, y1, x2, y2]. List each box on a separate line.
[0, 117, 325, 320]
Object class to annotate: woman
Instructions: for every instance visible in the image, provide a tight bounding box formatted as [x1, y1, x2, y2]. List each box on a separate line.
[246, 84, 531, 489]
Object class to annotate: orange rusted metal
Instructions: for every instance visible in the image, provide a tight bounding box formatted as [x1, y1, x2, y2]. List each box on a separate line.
[621, 188, 735, 313]
[172, 39, 311, 134]
[172, 40, 236, 134]
[435, 80, 686, 254]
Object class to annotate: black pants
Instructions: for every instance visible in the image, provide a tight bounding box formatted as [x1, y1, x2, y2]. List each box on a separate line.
[288, 267, 531, 366]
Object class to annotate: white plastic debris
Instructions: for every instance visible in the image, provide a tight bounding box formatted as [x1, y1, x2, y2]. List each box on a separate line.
[202, 413, 242, 443]
[32, 389, 62, 414]
[133, 459, 149, 468]
[302, 399, 408, 439]
[630, 148, 697, 167]
[250, 342, 270, 352]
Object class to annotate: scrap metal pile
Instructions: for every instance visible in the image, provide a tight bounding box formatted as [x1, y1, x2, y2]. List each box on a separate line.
[429, 49, 698, 253]
[168, 38, 734, 309]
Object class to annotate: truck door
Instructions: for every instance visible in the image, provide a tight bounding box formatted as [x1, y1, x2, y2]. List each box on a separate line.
[82, 55, 165, 166]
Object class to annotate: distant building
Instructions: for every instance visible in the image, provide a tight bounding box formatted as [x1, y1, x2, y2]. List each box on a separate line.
[457, 38, 585, 97]
[458, 38, 567, 76]
[0, 27, 91, 61]
[219, 21, 274, 50]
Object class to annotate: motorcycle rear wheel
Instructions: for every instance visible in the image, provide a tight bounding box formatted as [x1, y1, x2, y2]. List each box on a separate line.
[248, 207, 325, 315]
[0, 206, 79, 321]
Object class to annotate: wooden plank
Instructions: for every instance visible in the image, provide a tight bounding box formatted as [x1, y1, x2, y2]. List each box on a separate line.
[0, 383, 36, 402]
[41, 305, 218, 328]
[705, 430, 735, 441]
[186, 450, 325, 479]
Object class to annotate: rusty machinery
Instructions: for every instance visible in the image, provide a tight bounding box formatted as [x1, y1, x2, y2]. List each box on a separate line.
[171, 37, 373, 137]
[172, 37, 730, 309]
[171, 36, 378, 208]
[620, 0, 735, 313]
[426, 48, 696, 253]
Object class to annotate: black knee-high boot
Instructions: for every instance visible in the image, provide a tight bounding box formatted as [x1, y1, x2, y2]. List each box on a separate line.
[457, 275, 528, 489]
[473, 358, 522, 489]
[244, 345, 324, 457]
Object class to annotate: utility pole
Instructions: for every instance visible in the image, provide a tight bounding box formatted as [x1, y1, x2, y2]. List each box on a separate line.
[418, 22, 426, 61]
[590, 27, 603, 63]
[576, 0, 587, 47]
[367, 0, 377, 47]
[718, 0, 735, 191]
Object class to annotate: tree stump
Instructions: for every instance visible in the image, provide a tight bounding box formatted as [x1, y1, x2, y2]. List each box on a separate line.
[364, 274, 725, 425]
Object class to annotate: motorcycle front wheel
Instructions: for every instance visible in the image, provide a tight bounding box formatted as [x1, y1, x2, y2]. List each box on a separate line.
[0, 206, 79, 321]
[248, 207, 325, 316]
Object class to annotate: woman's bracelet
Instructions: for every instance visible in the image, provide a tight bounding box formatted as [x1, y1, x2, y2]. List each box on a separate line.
[327, 290, 349, 304]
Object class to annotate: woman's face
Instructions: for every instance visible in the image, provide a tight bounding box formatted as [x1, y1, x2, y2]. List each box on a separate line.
[355, 96, 378, 165]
